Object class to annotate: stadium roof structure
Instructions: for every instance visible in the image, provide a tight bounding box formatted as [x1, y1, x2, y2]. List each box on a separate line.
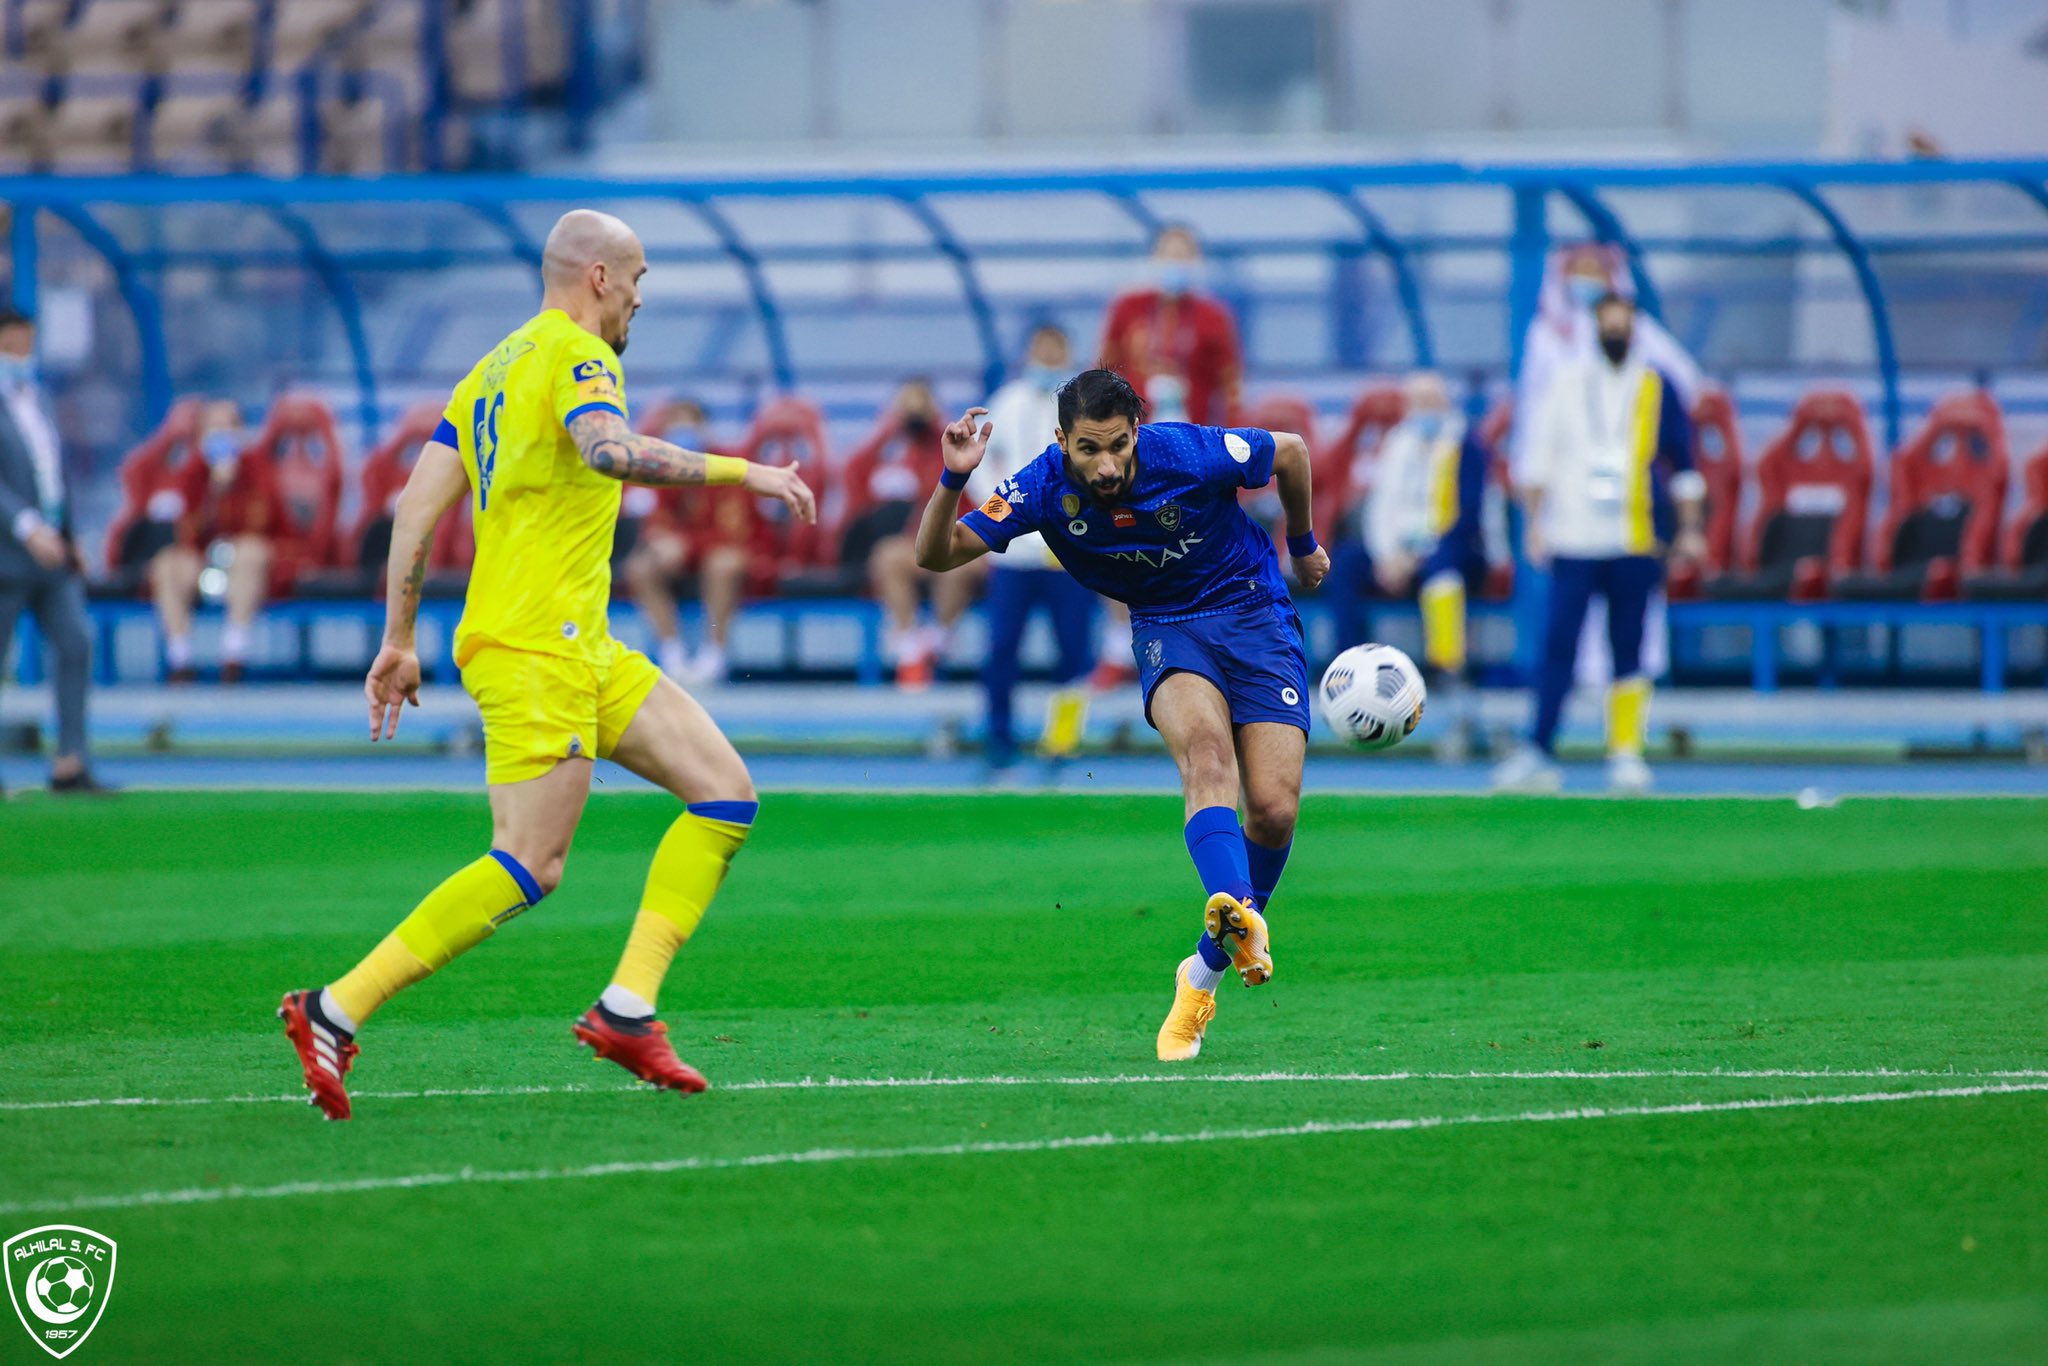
[5, 156, 2048, 447]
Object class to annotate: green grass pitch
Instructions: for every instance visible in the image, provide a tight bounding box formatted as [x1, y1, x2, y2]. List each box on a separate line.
[2, 791, 2045, 1364]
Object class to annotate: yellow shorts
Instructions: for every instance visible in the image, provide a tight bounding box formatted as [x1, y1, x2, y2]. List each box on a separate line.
[460, 638, 663, 786]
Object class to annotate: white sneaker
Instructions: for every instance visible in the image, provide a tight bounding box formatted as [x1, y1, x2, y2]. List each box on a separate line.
[656, 637, 689, 679]
[1607, 752, 1653, 794]
[687, 645, 729, 687]
[1491, 746, 1564, 794]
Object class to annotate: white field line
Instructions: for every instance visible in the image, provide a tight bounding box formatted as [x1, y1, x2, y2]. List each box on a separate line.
[3, 1081, 2043, 1218]
[3, 1067, 2046, 1113]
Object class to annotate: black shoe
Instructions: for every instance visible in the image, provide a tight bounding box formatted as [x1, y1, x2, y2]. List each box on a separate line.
[50, 769, 115, 796]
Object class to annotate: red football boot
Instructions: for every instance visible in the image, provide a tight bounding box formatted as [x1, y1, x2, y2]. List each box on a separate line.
[573, 1005, 709, 1093]
[278, 989, 358, 1121]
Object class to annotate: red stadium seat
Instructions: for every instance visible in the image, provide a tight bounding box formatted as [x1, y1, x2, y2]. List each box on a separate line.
[1708, 390, 1873, 601]
[735, 396, 834, 587]
[1236, 392, 1319, 547]
[1314, 385, 1404, 538]
[1838, 391, 2008, 602]
[249, 394, 347, 593]
[98, 397, 203, 590]
[1477, 397, 1516, 600]
[299, 400, 448, 597]
[1964, 441, 2048, 600]
[1668, 389, 1744, 601]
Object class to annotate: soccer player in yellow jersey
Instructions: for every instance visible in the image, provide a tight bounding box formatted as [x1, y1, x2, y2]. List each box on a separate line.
[277, 210, 815, 1120]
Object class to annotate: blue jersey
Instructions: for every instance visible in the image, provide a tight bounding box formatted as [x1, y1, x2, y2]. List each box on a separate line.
[961, 422, 1288, 623]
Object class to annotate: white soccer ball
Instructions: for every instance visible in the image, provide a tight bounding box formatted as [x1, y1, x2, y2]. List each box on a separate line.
[1319, 644, 1426, 751]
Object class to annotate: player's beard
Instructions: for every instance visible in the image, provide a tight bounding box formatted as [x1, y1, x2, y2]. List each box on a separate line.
[1065, 455, 1136, 509]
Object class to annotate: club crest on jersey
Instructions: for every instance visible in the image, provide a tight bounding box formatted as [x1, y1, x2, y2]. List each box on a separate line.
[1156, 502, 1182, 530]
[1112, 508, 1135, 529]
[7, 1225, 117, 1360]
[1061, 493, 1080, 518]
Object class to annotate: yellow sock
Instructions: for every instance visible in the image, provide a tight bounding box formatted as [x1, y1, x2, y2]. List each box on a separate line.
[1420, 572, 1467, 674]
[1607, 676, 1652, 758]
[609, 804, 754, 1008]
[1039, 686, 1089, 758]
[328, 851, 540, 1026]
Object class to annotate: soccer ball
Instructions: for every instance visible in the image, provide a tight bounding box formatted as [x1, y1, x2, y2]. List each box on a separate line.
[34, 1256, 94, 1315]
[1319, 644, 1426, 751]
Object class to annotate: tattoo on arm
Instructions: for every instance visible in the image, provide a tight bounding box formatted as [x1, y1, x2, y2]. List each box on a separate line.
[568, 410, 709, 486]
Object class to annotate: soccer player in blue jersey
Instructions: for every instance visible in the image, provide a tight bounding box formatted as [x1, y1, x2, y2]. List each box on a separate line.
[915, 369, 1328, 1060]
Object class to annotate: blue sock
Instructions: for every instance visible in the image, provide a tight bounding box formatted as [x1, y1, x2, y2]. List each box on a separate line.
[1185, 806, 1252, 971]
[1246, 836, 1292, 912]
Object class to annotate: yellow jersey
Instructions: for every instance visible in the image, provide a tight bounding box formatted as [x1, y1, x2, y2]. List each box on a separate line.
[441, 309, 629, 668]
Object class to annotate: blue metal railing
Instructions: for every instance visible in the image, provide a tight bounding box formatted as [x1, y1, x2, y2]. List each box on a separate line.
[6, 159, 2048, 448]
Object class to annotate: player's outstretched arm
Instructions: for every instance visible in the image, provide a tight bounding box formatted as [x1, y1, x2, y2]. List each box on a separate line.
[1270, 431, 1330, 590]
[567, 409, 816, 523]
[914, 406, 995, 573]
[367, 438, 467, 741]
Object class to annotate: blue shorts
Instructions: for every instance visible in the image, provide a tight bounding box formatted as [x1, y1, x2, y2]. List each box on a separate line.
[1133, 598, 1311, 733]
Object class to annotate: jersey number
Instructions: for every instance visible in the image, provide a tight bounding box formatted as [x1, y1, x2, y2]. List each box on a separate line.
[473, 390, 504, 509]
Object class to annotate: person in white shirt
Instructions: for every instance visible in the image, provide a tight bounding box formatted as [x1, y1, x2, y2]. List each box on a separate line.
[966, 325, 1096, 771]
[1513, 244, 1702, 690]
[1495, 294, 1705, 795]
[0, 307, 105, 794]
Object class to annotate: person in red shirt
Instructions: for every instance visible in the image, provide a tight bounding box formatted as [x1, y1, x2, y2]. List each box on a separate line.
[1092, 223, 1244, 686]
[618, 397, 752, 686]
[150, 399, 282, 683]
[847, 379, 986, 690]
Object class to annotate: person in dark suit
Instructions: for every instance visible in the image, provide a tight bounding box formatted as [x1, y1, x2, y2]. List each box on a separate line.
[0, 307, 105, 795]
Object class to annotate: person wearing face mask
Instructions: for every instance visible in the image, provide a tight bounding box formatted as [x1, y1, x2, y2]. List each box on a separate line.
[150, 398, 280, 683]
[1495, 294, 1706, 796]
[0, 307, 106, 795]
[965, 324, 1097, 772]
[1095, 225, 1243, 691]
[847, 379, 983, 689]
[1512, 245, 1702, 696]
[1355, 372, 1491, 693]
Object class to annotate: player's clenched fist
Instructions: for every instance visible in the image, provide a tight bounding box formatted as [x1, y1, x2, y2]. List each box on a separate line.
[1293, 544, 1331, 592]
[744, 460, 817, 523]
[942, 406, 993, 474]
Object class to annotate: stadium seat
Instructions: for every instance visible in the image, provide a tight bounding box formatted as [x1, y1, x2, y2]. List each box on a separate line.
[1837, 390, 2008, 602]
[1706, 390, 1873, 602]
[1667, 388, 1744, 601]
[159, 0, 260, 74]
[269, 0, 371, 70]
[297, 400, 444, 597]
[249, 394, 347, 595]
[44, 89, 140, 171]
[1313, 384, 1404, 539]
[149, 88, 247, 169]
[53, 0, 167, 74]
[1237, 392, 1318, 548]
[1963, 441, 2048, 601]
[0, 93, 49, 173]
[96, 397, 203, 595]
[734, 397, 838, 595]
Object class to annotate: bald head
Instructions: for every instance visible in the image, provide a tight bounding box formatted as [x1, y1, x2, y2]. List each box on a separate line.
[541, 209, 647, 355]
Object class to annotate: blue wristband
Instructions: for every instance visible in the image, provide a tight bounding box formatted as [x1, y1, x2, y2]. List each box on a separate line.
[939, 467, 969, 491]
[1287, 530, 1319, 559]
